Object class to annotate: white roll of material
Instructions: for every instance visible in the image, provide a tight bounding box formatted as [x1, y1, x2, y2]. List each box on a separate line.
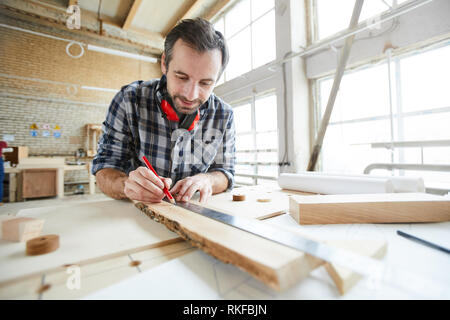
[282, 171, 425, 193]
[278, 173, 395, 194]
[331, 173, 425, 192]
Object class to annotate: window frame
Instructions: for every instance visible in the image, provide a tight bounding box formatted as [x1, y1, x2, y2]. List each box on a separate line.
[213, 0, 276, 83]
[232, 90, 279, 185]
[314, 40, 450, 174]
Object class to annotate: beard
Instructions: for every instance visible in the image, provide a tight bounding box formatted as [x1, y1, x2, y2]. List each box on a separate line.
[170, 94, 204, 115]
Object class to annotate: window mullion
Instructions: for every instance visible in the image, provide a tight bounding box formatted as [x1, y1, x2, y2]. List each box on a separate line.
[223, 17, 227, 82]
[395, 57, 405, 172]
[313, 0, 320, 43]
[387, 51, 396, 168]
[251, 95, 257, 184]
[249, 0, 254, 71]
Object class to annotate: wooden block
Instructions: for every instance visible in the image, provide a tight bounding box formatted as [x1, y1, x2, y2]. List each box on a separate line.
[26, 234, 60, 256]
[135, 201, 326, 291]
[324, 239, 388, 295]
[232, 194, 246, 201]
[1, 217, 44, 242]
[289, 193, 450, 225]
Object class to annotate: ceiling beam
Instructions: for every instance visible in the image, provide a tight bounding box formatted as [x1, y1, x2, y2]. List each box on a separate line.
[180, 0, 208, 21]
[166, 0, 206, 35]
[128, 26, 166, 44]
[122, 0, 142, 30]
[203, 0, 233, 21]
[80, 6, 121, 28]
[1, 0, 164, 54]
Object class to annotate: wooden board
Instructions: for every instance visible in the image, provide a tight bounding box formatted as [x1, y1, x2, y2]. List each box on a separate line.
[0, 199, 180, 284]
[289, 193, 450, 225]
[84, 237, 392, 299]
[135, 200, 326, 291]
[323, 239, 388, 295]
[0, 241, 195, 300]
[41, 241, 195, 300]
[134, 200, 390, 292]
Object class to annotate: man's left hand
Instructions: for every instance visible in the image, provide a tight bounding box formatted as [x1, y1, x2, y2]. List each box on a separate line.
[170, 173, 213, 203]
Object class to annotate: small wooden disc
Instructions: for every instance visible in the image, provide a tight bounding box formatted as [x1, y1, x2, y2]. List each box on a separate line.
[257, 198, 271, 203]
[232, 194, 246, 201]
[26, 234, 59, 256]
[129, 260, 142, 267]
[36, 284, 52, 294]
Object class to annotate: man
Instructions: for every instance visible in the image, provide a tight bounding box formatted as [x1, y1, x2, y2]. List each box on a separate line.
[92, 18, 235, 204]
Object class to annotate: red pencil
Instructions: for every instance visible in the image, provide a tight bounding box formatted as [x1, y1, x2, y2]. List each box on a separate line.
[142, 156, 175, 204]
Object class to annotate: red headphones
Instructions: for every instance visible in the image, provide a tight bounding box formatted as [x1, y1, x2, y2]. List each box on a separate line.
[157, 75, 200, 132]
[160, 99, 199, 131]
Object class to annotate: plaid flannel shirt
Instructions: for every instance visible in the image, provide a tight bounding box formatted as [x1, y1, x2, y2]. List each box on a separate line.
[92, 78, 236, 190]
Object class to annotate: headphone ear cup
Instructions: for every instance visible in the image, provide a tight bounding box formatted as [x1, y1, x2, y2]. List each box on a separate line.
[156, 76, 200, 131]
[187, 112, 200, 131]
[161, 99, 180, 121]
[160, 98, 199, 131]
[180, 111, 200, 131]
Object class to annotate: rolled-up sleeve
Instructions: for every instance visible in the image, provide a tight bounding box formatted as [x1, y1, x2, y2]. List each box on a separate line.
[91, 89, 135, 175]
[208, 110, 236, 190]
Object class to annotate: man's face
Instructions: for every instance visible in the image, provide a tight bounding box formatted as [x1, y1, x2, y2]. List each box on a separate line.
[161, 39, 222, 115]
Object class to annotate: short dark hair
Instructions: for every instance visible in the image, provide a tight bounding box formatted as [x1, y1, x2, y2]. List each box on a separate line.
[164, 18, 229, 81]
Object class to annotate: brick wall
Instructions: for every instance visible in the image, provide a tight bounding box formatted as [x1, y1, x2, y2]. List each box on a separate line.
[0, 11, 162, 190]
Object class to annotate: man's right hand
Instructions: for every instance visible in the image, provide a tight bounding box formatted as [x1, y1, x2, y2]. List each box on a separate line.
[123, 167, 172, 203]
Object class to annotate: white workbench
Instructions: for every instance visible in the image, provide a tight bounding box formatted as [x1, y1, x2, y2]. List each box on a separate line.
[85, 214, 450, 300]
[0, 190, 449, 300]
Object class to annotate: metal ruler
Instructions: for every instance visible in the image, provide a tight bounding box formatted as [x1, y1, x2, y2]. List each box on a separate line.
[172, 201, 449, 298]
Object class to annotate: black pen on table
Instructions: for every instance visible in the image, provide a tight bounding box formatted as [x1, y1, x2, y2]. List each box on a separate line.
[397, 230, 450, 255]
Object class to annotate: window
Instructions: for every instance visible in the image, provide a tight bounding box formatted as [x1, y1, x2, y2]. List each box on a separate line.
[400, 45, 450, 113]
[317, 43, 450, 189]
[232, 93, 278, 185]
[214, 0, 276, 83]
[315, 0, 409, 40]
